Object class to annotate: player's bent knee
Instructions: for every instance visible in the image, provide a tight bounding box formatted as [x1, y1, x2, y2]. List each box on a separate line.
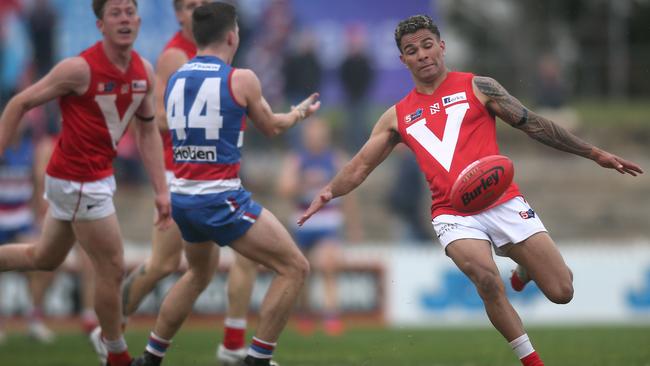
[34, 256, 62, 271]
[287, 253, 310, 282]
[474, 272, 505, 300]
[30, 246, 63, 271]
[548, 282, 574, 304]
[187, 268, 215, 291]
[155, 255, 182, 277]
[97, 258, 126, 283]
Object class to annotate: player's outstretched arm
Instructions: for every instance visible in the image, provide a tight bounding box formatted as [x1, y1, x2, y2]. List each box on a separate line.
[231, 69, 320, 137]
[133, 60, 172, 229]
[0, 57, 89, 155]
[473, 76, 643, 176]
[298, 107, 401, 226]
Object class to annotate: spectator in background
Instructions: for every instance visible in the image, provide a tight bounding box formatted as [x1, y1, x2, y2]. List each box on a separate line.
[283, 30, 322, 105]
[244, 0, 292, 108]
[0, 0, 27, 109]
[534, 53, 579, 130]
[277, 117, 362, 336]
[339, 24, 375, 154]
[385, 145, 432, 243]
[27, 0, 56, 78]
[282, 29, 322, 148]
[535, 54, 567, 109]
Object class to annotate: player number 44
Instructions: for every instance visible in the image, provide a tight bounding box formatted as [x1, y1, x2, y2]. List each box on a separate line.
[166, 77, 224, 140]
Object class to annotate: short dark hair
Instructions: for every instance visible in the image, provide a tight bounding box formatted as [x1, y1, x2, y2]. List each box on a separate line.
[173, 0, 183, 11]
[192, 2, 237, 48]
[93, 0, 139, 19]
[394, 15, 440, 52]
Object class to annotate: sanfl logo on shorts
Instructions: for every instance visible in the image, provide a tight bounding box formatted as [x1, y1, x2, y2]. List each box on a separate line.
[519, 209, 535, 219]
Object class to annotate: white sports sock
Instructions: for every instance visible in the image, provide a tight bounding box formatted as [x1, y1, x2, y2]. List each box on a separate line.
[103, 336, 128, 354]
[224, 317, 247, 329]
[510, 333, 535, 359]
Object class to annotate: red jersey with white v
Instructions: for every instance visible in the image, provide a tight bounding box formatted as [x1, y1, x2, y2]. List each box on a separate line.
[47, 42, 149, 182]
[161, 31, 197, 170]
[395, 71, 521, 218]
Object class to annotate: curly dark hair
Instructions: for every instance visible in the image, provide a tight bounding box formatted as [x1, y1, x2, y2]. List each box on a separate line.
[394, 15, 440, 52]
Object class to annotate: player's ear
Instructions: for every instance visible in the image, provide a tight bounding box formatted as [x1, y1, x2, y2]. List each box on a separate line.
[399, 53, 407, 67]
[226, 30, 235, 47]
[439, 39, 446, 54]
[96, 19, 104, 34]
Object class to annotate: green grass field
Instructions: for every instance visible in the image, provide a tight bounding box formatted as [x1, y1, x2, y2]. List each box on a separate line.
[1, 325, 650, 366]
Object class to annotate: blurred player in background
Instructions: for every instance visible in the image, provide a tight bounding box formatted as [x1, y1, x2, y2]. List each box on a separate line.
[130, 3, 318, 366]
[277, 117, 362, 336]
[299, 15, 643, 366]
[0, 1, 171, 365]
[0, 124, 55, 345]
[117, 1, 259, 363]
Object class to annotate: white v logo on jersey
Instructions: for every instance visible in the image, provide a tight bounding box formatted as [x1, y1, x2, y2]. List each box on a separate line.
[95, 93, 145, 149]
[405, 102, 470, 172]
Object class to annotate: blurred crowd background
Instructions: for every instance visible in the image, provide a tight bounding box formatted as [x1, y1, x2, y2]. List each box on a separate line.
[1, 0, 649, 245]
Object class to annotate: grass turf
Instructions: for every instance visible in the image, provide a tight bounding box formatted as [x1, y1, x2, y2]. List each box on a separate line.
[1, 326, 649, 366]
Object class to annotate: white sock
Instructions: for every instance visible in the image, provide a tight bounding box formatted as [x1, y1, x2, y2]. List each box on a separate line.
[104, 336, 128, 354]
[510, 333, 535, 359]
[224, 317, 247, 329]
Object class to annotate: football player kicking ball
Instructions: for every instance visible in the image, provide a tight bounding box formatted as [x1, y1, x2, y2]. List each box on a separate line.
[131, 3, 318, 366]
[299, 15, 643, 366]
[0, 1, 171, 365]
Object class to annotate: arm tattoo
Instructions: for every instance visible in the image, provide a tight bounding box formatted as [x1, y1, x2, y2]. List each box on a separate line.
[474, 76, 593, 158]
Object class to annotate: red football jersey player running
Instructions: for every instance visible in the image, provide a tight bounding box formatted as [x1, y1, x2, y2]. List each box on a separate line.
[299, 15, 643, 366]
[0, 1, 170, 365]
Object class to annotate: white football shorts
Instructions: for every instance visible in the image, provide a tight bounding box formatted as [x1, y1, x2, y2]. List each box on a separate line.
[44, 174, 116, 221]
[432, 196, 547, 256]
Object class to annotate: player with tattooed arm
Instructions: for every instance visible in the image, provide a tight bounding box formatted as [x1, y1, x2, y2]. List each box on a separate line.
[299, 15, 643, 366]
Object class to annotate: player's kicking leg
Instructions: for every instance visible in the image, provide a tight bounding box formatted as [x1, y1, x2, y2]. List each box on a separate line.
[217, 253, 258, 364]
[121, 223, 184, 318]
[447, 239, 545, 366]
[507, 232, 574, 304]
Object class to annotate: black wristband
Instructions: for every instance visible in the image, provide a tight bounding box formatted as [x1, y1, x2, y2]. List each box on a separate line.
[515, 108, 528, 127]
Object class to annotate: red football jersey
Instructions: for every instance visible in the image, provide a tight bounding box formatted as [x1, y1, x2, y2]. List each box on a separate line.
[47, 42, 149, 182]
[161, 31, 197, 170]
[395, 71, 521, 218]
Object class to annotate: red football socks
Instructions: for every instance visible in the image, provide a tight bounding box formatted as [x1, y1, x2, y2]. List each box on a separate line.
[223, 323, 246, 350]
[107, 351, 132, 366]
[521, 351, 544, 366]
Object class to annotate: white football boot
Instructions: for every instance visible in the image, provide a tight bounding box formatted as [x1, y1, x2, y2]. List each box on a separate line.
[28, 321, 55, 344]
[89, 326, 108, 365]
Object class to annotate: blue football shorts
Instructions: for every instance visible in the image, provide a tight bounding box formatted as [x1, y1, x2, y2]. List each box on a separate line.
[294, 228, 340, 252]
[171, 188, 263, 246]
